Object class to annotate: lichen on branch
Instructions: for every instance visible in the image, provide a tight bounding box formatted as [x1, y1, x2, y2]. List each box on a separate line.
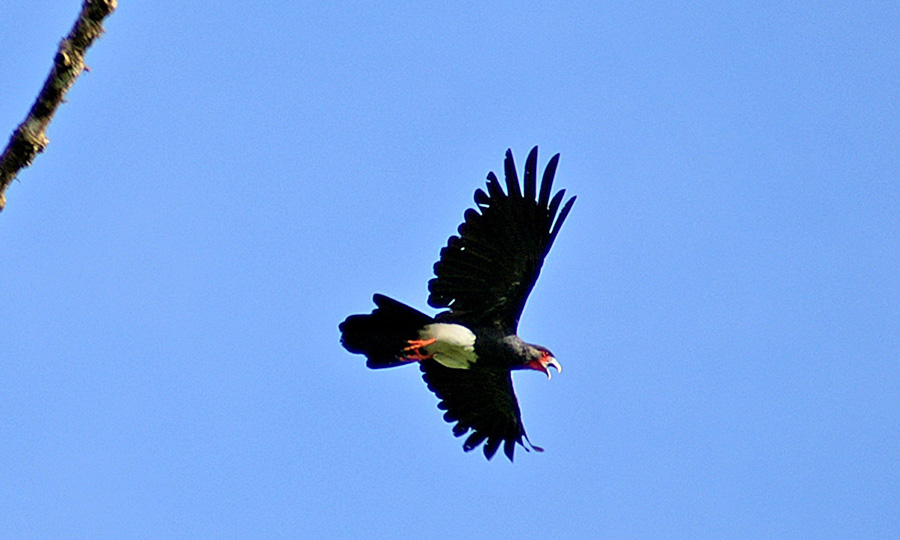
[0, 0, 116, 211]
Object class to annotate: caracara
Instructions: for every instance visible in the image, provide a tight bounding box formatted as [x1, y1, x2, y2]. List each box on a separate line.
[339, 147, 576, 461]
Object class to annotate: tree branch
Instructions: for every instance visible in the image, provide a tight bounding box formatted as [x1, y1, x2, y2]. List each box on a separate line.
[0, 0, 116, 212]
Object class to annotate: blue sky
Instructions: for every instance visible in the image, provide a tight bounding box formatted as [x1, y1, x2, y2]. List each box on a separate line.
[2, 1, 898, 538]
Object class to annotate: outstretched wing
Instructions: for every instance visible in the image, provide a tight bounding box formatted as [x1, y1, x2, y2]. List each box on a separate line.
[428, 146, 576, 332]
[420, 361, 542, 461]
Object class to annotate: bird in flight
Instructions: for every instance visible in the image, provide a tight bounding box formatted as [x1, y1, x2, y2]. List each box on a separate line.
[339, 147, 576, 461]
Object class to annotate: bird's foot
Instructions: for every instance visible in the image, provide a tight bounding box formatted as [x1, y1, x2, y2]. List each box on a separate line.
[402, 338, 437, 361]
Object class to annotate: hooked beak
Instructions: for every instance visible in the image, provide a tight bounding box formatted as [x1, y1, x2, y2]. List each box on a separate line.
[528, 354, 562, 379]
[544, 356, 562, 379]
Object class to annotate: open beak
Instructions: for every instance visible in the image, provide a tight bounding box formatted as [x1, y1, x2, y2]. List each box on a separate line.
[526, 353, 562, 379]
[544, 356, 562, 379]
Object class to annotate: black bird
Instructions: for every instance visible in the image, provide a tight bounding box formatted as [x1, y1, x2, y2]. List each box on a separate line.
[339, 147, 576, 461]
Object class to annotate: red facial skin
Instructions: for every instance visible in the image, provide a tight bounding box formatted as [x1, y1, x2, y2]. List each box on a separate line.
[525, 350, 562, 379]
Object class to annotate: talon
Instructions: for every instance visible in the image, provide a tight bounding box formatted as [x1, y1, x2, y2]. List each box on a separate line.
[402, 338, 437, 361]
[404, 338, 437, 351]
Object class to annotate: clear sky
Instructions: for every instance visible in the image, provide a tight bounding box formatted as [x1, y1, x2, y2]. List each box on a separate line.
[2, 2, 898, 538]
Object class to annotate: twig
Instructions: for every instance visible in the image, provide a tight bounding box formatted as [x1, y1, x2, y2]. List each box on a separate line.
[0, 0, 116, 212]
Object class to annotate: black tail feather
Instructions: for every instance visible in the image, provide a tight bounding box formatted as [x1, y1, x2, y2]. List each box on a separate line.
[339, 294, 433, 369]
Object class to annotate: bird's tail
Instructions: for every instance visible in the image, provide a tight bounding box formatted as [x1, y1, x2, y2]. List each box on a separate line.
[339, 294, 434, 369]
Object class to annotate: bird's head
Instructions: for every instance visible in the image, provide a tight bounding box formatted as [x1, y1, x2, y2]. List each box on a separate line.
[524, 344, 562, 379]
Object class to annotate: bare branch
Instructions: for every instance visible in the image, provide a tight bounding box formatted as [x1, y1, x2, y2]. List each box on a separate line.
[0, 0, 117, 212]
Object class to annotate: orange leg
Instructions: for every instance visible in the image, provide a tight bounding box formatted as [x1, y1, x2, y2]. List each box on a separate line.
[402, 338, 437, 361]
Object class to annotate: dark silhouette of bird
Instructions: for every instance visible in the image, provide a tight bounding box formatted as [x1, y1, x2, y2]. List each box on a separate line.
[339, 147, 576, 461]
